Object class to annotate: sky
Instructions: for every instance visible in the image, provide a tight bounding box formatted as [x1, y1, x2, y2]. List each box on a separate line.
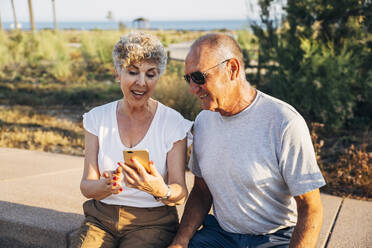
[1, 0, 261, 22]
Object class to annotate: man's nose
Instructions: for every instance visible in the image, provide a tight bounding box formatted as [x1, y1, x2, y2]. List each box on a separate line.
[189, 81, 200, 95]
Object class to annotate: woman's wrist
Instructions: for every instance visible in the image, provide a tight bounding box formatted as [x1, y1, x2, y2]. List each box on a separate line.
[153, 184, 171, 201]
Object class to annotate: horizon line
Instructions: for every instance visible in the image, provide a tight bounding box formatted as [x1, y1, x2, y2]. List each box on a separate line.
[3, 18, 257, 23]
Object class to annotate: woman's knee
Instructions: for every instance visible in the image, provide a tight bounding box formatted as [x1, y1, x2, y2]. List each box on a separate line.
[74, 221, 116, 248]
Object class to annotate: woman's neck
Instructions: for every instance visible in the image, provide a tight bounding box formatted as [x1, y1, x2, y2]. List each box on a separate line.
[119, 98, 157, 120]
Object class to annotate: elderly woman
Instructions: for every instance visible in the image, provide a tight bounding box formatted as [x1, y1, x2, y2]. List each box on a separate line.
[77, 32, 192, 248]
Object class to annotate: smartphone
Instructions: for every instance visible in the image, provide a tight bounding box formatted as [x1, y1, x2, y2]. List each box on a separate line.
[123, 149, 150, 173]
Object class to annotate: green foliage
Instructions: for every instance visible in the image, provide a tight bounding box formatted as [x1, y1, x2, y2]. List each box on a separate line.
[0, 30, 209, 119]
[251, 0, 372, 129]
[0, 30, 213, 84]
[80, 31, 122, 65]
[236, 30, 258, 72]
[0, 30, 74, 82]
[154, 61, 201, 120]
[0, 31, 13, 75]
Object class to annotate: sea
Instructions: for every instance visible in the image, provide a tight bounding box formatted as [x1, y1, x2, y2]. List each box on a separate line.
[3, 20, 253, 31]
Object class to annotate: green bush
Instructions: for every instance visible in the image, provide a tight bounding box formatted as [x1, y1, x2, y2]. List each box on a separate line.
[154, 61, 201, 120]
[251, 0, 372, 129]
[80, 31, 122, 66]
[265, 41, 360, 128]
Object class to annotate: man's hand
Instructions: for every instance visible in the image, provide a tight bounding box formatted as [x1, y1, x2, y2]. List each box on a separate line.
[170, 176, 212, 247]
[168, 243, 187, 248]
[168, 236, 190, 248]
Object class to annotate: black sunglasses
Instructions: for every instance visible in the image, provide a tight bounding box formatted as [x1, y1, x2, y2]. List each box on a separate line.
[184, 59, 230, 85]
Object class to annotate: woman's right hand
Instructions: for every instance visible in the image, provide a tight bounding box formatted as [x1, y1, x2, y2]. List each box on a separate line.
[101, 166, 123, 195]
[81, 131, 124, 200]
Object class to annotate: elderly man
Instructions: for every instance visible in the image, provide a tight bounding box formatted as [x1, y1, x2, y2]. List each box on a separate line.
[170, 33, 325, 248]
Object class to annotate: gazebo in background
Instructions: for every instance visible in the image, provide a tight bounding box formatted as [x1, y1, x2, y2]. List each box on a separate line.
[132, 17, 150, 29]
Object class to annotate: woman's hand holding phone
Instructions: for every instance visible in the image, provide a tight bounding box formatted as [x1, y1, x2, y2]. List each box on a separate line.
[118, 159, 169, 198]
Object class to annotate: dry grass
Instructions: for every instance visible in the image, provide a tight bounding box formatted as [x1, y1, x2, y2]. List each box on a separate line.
[0, 106, 84, 156]
[310, 123, 372, 201]
[321, 143, 372, 200]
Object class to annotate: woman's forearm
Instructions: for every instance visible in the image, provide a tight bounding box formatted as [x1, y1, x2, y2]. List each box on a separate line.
[80, 179, 112, 200]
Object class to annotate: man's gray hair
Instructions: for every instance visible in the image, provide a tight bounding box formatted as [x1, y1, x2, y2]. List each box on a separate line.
[191, 33, 245, 72]
[112, 32, 167, 75]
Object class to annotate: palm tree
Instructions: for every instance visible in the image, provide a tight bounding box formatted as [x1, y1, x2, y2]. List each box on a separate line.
[10, 0, 19, 30]
[51, 0, 57, 30]
[28, 0, 35, 31]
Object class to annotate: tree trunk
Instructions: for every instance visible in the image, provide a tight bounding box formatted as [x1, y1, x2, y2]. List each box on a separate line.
[10, 0, 19, 30]
[28, 0, 35, 31]
[51, 0, 58, 30]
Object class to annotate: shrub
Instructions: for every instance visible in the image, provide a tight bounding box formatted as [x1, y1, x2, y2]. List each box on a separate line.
[154, 60, 201, 120]
[322, 143, 372, 199]
[251, 0, 372, 129]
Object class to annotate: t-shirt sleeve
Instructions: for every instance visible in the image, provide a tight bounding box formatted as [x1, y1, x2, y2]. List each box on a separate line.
[188, 143, 202, 177]
[165, 111, 193, 152]
[82, 109, 99, 136]
[279, 115, 326, 196]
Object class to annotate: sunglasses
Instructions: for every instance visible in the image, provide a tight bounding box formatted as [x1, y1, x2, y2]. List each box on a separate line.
[184, 59, 230, 85]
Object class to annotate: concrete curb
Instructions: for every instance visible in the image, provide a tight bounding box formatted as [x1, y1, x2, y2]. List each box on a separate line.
[0, 201, 83, 248]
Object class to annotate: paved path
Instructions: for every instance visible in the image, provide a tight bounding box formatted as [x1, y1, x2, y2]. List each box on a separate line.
[0, 148, 371, 247]
[167, 41, 192, 61]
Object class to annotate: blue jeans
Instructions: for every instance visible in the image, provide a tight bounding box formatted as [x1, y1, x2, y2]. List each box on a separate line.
[189, 215, 294, 248]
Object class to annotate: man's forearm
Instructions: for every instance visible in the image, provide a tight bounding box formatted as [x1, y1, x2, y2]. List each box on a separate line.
[290, 203, 323, 247]
[171, 177, 213, 246]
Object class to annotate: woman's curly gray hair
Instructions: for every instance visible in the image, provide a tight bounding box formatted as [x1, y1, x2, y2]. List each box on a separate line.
[112, 32, 167, 75]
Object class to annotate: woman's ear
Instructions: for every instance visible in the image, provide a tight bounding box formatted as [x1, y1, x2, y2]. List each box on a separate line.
[115, 67, 120, 82]
[227, 58, 240, 81]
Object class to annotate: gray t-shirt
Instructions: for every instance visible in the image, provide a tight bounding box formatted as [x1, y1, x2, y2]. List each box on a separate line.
[189, 90, 326, 235]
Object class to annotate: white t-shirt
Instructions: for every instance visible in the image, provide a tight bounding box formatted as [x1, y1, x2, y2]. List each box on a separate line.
[83, 100, 193, 207]
[189, 90, 326, 235]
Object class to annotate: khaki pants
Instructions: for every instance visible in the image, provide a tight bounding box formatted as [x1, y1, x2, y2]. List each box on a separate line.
[75, 199, 179, 248]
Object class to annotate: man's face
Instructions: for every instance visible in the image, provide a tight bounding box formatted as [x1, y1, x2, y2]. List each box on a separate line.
[185, 46, 229, 112]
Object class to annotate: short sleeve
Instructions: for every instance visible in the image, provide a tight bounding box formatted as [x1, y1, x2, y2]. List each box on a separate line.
[279, 115, 326, 196]
[83, 110, 98, 136]
[188, 143, 202, 177]
[165, 113, 193, 152]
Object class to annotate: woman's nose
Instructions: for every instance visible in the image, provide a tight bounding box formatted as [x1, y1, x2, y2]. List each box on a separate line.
[136, 74, 146, 86]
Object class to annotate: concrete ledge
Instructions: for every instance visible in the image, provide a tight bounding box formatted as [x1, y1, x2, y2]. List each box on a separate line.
[0, 202, 83, 248]
[326, 198, 372, 247]
[317, 194, 343, 248]
[0, 148, 86, 248]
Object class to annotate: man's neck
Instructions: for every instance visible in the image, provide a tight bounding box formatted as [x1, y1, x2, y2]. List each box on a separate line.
[218, 82, 257, 116]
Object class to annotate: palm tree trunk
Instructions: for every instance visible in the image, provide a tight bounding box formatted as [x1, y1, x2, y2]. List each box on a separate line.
[10, 0, 19, 30]
[28, 0, 35, 31]
[51, 0, 58, 30]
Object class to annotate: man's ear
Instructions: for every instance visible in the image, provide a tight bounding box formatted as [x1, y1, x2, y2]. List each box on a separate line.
[227, 58, 240, 81]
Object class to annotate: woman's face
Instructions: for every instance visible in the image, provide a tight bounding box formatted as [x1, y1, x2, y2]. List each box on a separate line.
[119, 62, 160, 107]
